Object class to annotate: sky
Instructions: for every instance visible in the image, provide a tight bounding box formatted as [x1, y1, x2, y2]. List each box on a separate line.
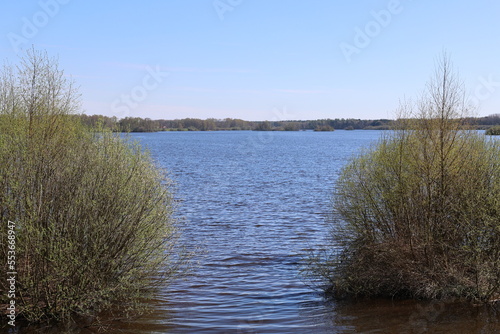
[1, 0, 499, 121]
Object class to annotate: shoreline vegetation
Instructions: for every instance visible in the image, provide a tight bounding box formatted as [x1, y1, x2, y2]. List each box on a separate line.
[486, 125, 500, 135]
[1, 48, 499, 330]
[308, 55, 500, 304]
[78, 114, 500, 133]
[0, 49, 186, 326]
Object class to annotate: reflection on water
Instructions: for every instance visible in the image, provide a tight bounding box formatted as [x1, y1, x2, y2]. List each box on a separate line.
[4, 131, 500, 333]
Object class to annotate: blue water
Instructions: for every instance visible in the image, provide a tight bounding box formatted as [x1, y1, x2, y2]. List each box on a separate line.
[127, 130, 380, 333]
[11, 130, 500, 333]
[113, 130, 499, 334]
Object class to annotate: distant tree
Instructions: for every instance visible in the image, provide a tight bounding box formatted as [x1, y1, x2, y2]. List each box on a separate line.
[314, 125, 334, 131]
[283, 122, 300, 131]
[254, 120, 272, 131]
[486, 126, 500, 135]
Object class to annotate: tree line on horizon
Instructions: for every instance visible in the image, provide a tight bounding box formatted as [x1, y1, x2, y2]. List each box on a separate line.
[78, 114, 500, 133]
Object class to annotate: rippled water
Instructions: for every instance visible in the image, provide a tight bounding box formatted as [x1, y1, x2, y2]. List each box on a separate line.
[118, 130, 498, 334]
[137, 131, 368, 332]
[7, 130, 500, 333]
[129, 130, 378, 333]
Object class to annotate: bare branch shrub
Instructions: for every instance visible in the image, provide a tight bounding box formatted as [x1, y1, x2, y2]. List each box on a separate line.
[312, 55, 500, 302]
[0, 49, 184, 322]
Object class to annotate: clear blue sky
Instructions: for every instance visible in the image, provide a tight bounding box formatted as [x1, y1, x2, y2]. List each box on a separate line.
[1, 0, 499, 121]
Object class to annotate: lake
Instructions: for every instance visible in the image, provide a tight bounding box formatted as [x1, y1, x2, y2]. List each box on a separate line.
[14, 130, 500, 333]
[128, 130, 370, 333]
[119, 130, 499, 334]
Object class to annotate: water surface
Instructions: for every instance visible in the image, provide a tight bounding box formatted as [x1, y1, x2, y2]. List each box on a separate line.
[132, 130, 377, 333]
[7, 130, 500, 333]
[120, 130, 499, 333]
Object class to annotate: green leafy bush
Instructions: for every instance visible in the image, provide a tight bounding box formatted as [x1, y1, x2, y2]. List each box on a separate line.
[0, 50, 183, 322]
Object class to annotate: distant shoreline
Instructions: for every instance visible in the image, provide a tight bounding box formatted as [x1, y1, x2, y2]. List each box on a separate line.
[79, 114, 500, 133]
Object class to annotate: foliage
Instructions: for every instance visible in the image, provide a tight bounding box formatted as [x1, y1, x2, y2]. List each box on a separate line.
[78, 114, 396, 132]
[311, 56, 500, 303]
[314, 125, 334, 131]
[282, 122, 301, 131]
[486, 126, 500, 135]
[253, 120, 272, 131]
[78, 114, 500, 132]
[0, 49, 183, 322]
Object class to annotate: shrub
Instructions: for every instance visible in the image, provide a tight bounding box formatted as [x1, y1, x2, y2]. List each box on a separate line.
[0, 49, 183, 322]
[314, 125, 335, 132]
[486, 126, 500, 135]
[312, 56, 500, 302]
